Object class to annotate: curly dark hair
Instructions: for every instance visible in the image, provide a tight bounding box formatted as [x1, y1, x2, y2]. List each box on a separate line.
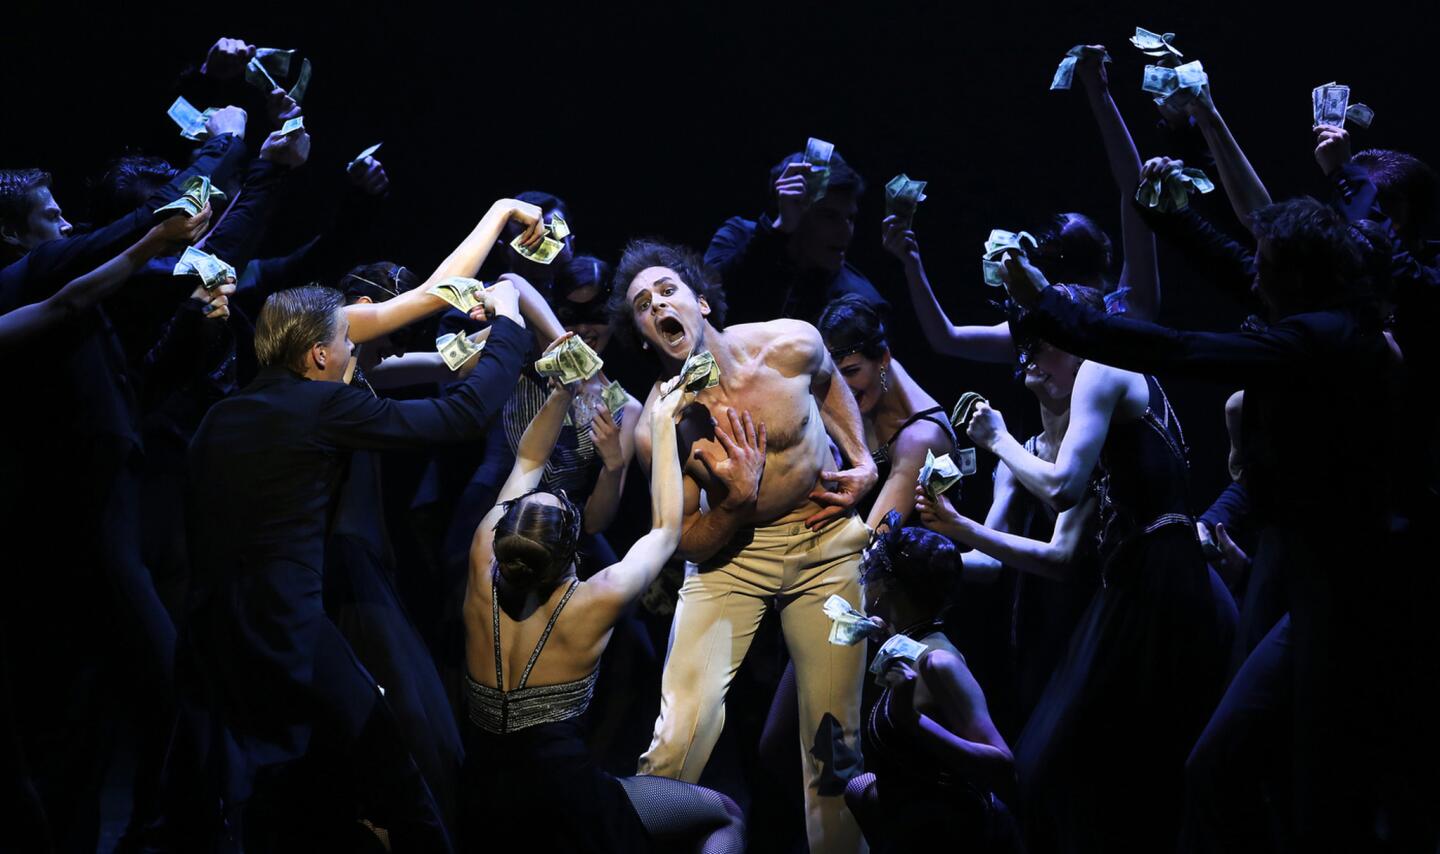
[1249, 197, 1363, 309]
[0, 168, 51, 240]
[608, 239, 727, 351]
[94, 154, 177, 222]
[860, 510, 964, 608]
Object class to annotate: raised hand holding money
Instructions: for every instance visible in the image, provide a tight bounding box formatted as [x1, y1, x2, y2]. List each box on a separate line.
[981, 229, 1038, 287]
[1130, 27, 1182, 60]
[949, 392, 989, 435]
[868, 634, 930, 686]
[993, 253, 1050, 307]
[510, 212, 570, 265]
[884, 175, 927, 228]
[803, 137, 835, 204]
[1313, 124, 1353, 176]
[534, 333, 604, 384]
[259, 125, 311, 168]
[167, 97, 214, 141]
[436, 332, 485, 371]
[156, 176, 227, 218]
[773, 161, 813, 233]
[428, 277, 491, 314]
[679, 350, 720, 393]
[917, 449, 965, 500]
[1050, 44, 1111, 91]
[201, 37, 255, 80]
[174, 246, 236, 291]
[348, 143, 383, 172]
[1135, 160, 1215, 212]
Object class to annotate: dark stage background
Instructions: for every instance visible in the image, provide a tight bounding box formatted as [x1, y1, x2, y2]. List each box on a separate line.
[5, 0, 1435, 528]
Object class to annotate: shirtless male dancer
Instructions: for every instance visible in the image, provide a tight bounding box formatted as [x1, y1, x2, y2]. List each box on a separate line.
[610, 240, 877, 853]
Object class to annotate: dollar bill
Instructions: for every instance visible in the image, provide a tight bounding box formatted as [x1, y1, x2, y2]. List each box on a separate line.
[436, 332, 485, 371]
[1142, 65, 1179, 96]
[428, 277, 489, 313]
[1313, 82, 1350, 127]
[1135, 165, 1216, 213]
[245, 56, 279, 91]
[884, 174, 927, 226]
[288, 58, 312, 104]
[278, 116, 305, 136]
[982, 258, 1006, 287]
[601, 380, 628, 415]
[173, 246, 235, 290]
[510, 212, 571, 265]
[680, 349, 720, 393]
[534, 335, 604, 384]
[868, 634, 930, 684]
[823, 595, 880, 647]
[1130, 27, 1182, 60]
[348, 142, 383, 171]
[955, 447, 977, 477]
[918, 448, 964, 499]
[949, 392, 988, 433]
[166, 96, 211, 141]
[1174, 60, 1207, 90]
[981, 229, 1038, 288]
[254, 47, 294, 78]
[1050, 44, 1112, 91]
[1344, 103, 1375, 129]
[803, 137, 835, 203]
[155, 175, 227, 217]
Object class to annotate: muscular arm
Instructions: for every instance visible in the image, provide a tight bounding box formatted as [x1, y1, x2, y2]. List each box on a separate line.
[345, 199, 524, 344]
[937, 495, 1097, 581]
[958, 459, 1026, 582]
[814, 346, 871, 472]
[864, 421, 948, 529]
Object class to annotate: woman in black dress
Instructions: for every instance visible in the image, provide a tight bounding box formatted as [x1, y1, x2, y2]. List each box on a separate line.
[931, 283, 1236, 852]
[460, 363, 742, 853]
[844, 511, 1023, 853]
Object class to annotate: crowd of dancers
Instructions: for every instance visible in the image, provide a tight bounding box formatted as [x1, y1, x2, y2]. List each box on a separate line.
[2, 31, 1436, 854]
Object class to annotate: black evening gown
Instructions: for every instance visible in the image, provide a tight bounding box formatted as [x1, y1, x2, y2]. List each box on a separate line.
[1015, 376, 1236, 853]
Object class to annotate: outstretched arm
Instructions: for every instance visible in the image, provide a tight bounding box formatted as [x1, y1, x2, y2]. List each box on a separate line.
[1075, 47, 1159, 320]
[918, 484, 1096, 581]
[344, 199, 543, 344]
[589, 387, 685, 605]
[1189, 91, 1272, 229]
[883, 219, 1015, 364]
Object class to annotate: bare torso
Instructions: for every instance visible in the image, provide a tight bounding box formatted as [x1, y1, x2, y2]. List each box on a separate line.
[638, 320, 832, 526]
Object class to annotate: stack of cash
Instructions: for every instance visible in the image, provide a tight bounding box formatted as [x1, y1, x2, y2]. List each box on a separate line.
[918, 448, 972, 499]
[803, 137, 835, 204]
[510, 212, 571, 265]
[1136, 164, 1215, 213]
[166, 96, 218, 141]
[823, 595, 881, 647]
[173, 246, 235, 291]
[534, 335, 604, 384]
[428, 277, 489, 314]
[436, 333, 485, 371]
[156, 176, 227, 218]
[601, 380, 628, 415]
[981, 228, 1038, 287]
[348, 142, 382, 171]
[1130, 27, 1183, 60]
[680, 350, 720, 393]
[1050, 44, 1111, 91]
[884, 174, 927, 227]
[868, 634, 930, 685]
[245, 47, 313, 104]
[949, 392, 988, 433]
[1312, 82, 1374, 129]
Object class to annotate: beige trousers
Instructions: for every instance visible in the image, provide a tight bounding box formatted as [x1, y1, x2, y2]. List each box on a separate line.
[638, 514, 870, 853]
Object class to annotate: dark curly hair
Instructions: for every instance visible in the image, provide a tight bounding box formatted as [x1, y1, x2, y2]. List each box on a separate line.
[818, 294, 888, 360]
[1249, 197, 1363, 309]
[0, 168, 51, 241]
[94, 154, 177, 222]
[860, 510, 964, 608]
[492, 489, 583, 591]
[608, 239, 728, 351]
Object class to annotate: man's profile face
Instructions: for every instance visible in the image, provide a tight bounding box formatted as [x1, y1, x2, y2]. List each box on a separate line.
[794, 190, 857, 274]
[320, 308, 355, 383]
[625, 266, 709, 361]
[22, 186, 73, 248]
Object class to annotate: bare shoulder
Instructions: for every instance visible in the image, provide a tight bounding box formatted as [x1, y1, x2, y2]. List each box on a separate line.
[731, 318, 822, 374]
[891, 417, 951, 462]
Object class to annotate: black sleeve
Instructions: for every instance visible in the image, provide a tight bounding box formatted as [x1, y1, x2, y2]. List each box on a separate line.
[2, 134, 249, 310]
[193, 158, 289, 270]
[1016, 286, 1319, 384]
[138, 297, 210, 408]
[318, 315, 528, 449]
[704, 216, 787, 295]
[1134, 201, 1257, 306]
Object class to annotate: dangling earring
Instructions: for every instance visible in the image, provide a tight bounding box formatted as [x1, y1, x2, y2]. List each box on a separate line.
[642, 339, 650, 350]
[879, 367, 890, 394]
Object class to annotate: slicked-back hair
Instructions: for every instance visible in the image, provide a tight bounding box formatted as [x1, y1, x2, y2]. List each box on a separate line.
[254, 286, 346, 373]
[608, 239, 727, 351]
[1353, 149, 1439, 235]
[0, 168, 51, 237]
[1249, 197, 1363, 309]
[492, 489, 582, 592]
[818, 294, 888, 360]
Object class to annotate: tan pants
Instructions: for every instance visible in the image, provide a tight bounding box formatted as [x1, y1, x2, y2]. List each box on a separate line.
[638, 514, 870, 853]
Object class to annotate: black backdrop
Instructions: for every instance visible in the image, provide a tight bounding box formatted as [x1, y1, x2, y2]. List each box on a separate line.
[6, 0, 1437, 514]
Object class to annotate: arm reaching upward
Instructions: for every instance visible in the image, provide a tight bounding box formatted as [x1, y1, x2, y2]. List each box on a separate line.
[345, 198, 543, 344]
[1189, 91, 1272, 230]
